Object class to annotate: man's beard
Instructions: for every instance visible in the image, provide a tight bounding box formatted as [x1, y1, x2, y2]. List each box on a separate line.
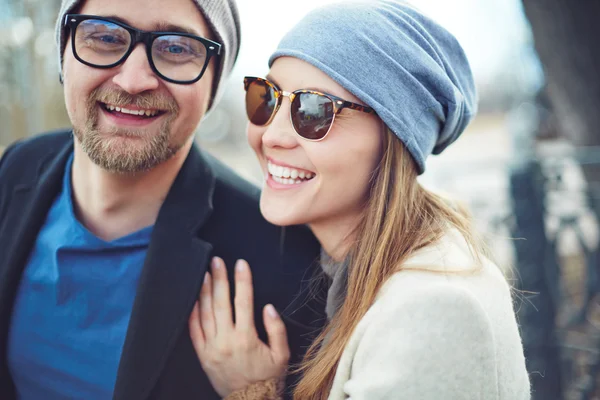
[74, 87, 182, 174]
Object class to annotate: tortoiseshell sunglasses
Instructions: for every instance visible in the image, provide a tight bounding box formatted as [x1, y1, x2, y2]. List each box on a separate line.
[243, 76, 376, 141]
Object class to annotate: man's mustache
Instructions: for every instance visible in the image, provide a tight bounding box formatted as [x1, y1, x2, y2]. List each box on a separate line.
[89, 87, 179, 113]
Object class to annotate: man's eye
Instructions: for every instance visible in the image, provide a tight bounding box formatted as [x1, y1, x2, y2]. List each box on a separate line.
[102, 36, 117, 43]
[166, 45, 186, 54]
[159, 44, 194, 55]
[90, 34, 125, 45]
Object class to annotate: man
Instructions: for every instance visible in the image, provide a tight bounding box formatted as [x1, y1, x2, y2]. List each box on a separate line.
[0, 0, 324, 399]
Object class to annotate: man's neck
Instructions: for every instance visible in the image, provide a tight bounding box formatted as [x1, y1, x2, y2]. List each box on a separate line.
[70, 140, 193, 242]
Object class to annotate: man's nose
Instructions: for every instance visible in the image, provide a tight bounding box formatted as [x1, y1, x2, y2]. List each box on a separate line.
[112, 44, 160, 94]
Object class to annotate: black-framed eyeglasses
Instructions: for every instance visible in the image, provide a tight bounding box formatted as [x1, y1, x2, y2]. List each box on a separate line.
[244, 76, 377, 141]
[64, 14, 222, 84]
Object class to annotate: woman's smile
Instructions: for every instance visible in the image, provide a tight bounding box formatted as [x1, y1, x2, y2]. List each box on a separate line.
[265, 158, 316, 189]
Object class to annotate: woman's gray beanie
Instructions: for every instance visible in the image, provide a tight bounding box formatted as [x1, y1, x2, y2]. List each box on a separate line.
[54, 0, 241, 110]
[269, 0, 478, 174]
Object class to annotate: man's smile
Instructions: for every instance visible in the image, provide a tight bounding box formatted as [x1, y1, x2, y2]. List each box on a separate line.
[98, 102, 166, 127]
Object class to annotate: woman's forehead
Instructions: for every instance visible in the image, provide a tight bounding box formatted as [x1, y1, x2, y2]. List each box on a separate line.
[268, 57, 363, 104]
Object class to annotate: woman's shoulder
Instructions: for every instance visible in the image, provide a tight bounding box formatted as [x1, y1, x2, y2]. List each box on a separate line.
[338, 231, 530, 400]
[383, 229, 509, 288]
[374, 228, 516, 324]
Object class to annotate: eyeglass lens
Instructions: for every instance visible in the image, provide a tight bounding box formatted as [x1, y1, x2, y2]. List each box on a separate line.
[74, 18, 209, 82]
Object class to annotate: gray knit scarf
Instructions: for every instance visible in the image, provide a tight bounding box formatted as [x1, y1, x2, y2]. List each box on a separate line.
[320, 249, 349, 321]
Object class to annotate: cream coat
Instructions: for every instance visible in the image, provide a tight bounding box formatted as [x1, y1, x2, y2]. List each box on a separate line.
[327, 230, 531, 400]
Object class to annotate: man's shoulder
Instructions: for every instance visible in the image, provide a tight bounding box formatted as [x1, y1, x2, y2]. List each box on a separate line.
[201, 149, 274, 231]
[0, 129, 72, 187]
[199, 149, 317, 242]
[0, 129, 72, 173]
[201, 149, 261, 205]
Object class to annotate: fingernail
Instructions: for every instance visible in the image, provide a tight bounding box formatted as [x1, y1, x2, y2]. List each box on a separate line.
[236, 260, 246, 272]
[211, 257, 220, 269]
[266, 304, 278, 318]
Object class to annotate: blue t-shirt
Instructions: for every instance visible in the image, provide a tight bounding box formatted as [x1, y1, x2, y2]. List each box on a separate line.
[7, 154, 153, 399]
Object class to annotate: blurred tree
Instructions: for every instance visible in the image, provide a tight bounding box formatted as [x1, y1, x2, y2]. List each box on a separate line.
[522, 1, 600, 399]
[522, 1, 600, 151]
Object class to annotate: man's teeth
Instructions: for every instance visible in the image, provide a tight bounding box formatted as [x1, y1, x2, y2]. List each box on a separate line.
[104, 104, 158, 117]
[267, 161, 314, 185]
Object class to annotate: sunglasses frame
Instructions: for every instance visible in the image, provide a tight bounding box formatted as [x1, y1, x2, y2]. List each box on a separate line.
[244, 76, 376, 141]
[64, 14, 222, 84]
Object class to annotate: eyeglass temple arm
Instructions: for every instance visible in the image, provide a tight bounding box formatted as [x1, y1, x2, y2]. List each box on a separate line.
[340, 100, 376, 115]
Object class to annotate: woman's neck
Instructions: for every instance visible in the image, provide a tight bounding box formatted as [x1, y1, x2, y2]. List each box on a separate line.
[309, 213, 361, 262]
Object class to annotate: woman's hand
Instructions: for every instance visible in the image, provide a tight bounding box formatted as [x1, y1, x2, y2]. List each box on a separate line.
[189, 257, 290, 397]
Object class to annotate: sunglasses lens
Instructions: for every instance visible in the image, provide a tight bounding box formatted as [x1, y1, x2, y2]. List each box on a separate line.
[291, 92, 334, 140]
[245, 79, 277, 126]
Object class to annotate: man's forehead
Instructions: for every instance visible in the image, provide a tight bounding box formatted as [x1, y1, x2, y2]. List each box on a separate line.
[77, 0, 211, 38]
[98, 15, 205, 37]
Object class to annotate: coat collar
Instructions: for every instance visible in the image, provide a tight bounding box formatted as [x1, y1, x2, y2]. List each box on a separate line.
[113, 145, 217, 399]
[0, 141, 72, 316]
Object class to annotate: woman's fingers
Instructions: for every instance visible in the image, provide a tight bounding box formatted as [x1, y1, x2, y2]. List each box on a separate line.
[234, 260, 256, 334]
[263, 304, 291, 366]
[189, 301, 205, 354]
[211, 257, 234, 333]
[200, 272, 217, 338]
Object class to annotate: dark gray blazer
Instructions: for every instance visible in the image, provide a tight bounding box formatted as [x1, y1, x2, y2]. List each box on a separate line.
[0, 130, 325, 399]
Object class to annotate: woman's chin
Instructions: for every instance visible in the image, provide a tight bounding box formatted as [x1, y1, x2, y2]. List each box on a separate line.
[259, 199, 306, 227]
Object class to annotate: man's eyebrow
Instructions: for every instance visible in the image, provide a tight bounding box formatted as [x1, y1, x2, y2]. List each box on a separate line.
[154, 22, 202, 37]
[103, 15, 202, 36]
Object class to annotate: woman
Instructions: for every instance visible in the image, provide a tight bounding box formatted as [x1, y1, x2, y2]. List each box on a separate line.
[189, 1, 530, 399]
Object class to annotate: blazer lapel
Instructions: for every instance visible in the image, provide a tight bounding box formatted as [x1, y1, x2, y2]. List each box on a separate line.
[113, 146, 216, 400]
[0, 141, 73, 384]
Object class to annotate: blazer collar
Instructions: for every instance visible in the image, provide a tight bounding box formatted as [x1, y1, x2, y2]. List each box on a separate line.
[0, 140, 73, 314]
[0, 140, 73, 386]
[113, 145, 217, 399]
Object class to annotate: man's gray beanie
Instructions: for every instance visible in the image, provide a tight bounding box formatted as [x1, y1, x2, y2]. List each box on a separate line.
[269, 0, 477, 174]
[54, 0, 241, 110]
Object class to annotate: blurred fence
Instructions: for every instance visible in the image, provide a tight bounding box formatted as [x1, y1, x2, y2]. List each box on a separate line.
[430, 140, 600, 400]
[513, 150, 600, 400]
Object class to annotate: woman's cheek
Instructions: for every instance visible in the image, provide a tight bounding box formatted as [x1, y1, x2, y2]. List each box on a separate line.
[246, 124, 264, 154]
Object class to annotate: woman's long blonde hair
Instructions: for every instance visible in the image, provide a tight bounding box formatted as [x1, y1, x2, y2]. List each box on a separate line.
[293, 128, 484, 400]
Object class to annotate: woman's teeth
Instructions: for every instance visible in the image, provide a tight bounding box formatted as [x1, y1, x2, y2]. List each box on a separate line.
[267, 161, 314, 185]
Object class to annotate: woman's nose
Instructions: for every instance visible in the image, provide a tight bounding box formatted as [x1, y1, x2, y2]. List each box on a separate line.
[260, 102, 299, 149]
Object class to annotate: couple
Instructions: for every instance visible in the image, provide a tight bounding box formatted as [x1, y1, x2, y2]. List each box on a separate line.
[0, 0, 531, 398]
